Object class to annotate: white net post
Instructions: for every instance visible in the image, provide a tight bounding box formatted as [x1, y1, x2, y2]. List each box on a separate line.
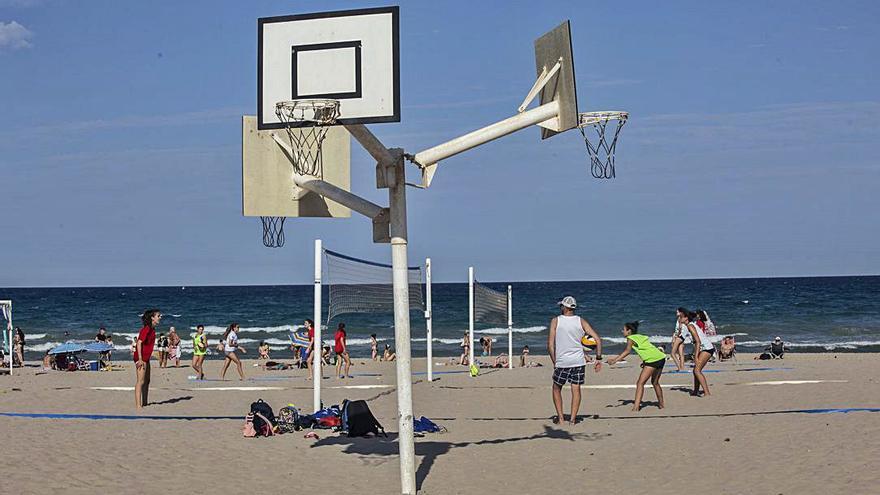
[507, 285, 513, 369]
[468, 266, 475, 370]
[313, 239, 322, 412]
[425, 258, 433, 382]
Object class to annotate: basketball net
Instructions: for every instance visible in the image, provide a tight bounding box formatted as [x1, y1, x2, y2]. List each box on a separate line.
[578, 111, 628, 179]
[260, 99, 341, 248]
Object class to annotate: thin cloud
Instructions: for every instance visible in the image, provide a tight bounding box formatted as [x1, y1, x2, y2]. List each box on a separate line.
[0, 20, 33, 50]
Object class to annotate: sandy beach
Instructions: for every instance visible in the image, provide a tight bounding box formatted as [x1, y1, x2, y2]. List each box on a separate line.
[1, 353, 878, 494]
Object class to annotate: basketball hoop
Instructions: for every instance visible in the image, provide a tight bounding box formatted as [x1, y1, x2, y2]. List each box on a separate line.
[258, 99, 341, 248]
[274, 99, 341, 176]
[578, 111, 628, 179]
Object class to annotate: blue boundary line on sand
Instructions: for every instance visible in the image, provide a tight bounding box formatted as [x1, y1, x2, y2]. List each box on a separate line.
[2, 408, 878, 422]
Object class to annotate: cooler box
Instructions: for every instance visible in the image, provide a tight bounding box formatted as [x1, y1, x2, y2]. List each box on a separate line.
[89, 361, 100, 371]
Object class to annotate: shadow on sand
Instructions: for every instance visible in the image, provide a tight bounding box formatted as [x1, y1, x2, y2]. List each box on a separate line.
[311, 425, 610, 491]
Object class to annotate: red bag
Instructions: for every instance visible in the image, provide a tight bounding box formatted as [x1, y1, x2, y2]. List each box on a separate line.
[317, 415, 341, 428]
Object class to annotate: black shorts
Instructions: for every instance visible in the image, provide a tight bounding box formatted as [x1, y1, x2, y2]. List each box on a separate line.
[699, 348, 715, 357]
[552, 365, 585, 386]
[643, 359, 666, 370]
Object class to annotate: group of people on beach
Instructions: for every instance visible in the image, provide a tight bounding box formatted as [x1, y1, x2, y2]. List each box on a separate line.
[548, 297, 719, 424]
[131, 313, 379, 407]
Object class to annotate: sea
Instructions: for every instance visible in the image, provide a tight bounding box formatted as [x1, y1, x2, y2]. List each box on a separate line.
[2, 276, 879, 361]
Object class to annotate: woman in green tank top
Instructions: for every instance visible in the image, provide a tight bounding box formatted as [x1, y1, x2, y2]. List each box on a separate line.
[606, 321, 666, 412]
[191, 324, 207, 380]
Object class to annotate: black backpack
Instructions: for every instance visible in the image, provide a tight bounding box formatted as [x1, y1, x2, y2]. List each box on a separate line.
[342, 399, 386, 438]
[250, 399, 276, 433]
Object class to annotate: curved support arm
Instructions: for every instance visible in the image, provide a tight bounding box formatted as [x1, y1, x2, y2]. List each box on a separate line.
[292, 174, 385, 220]
[411, 101, 560, 187]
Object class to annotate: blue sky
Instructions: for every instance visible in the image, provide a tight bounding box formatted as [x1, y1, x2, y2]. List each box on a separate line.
[0, 0, 878, 287]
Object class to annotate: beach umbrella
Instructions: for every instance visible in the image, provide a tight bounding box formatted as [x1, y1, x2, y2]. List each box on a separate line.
[289, 331, 309, 347]
[84, 341, 114, 353]
[48, 342, 87, 355]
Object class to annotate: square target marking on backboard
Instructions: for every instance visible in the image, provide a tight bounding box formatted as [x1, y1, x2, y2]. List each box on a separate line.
[258, 6, 400, 130]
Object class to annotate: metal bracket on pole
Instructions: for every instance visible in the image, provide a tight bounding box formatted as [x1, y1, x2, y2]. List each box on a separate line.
[372, 208, 391, 244]
[518, 58, 562, 113]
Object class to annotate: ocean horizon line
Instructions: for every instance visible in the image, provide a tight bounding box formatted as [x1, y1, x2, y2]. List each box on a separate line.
[2, 273, 878, 290]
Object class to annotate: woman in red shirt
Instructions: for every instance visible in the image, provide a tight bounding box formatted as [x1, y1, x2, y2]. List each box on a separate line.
[334, 322, 351, 379]
[134, 309, 160, 408]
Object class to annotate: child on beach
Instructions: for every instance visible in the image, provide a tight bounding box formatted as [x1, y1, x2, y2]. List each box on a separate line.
[258, 341, 271, 360]
[383, 344, 396, 362]
[606, 321, 666, 411]
[370, 334, 378, 361]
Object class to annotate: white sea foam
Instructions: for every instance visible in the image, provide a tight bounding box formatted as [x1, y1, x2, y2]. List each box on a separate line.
[474, 326, 546, 335]
[194, 324, 305, 335]
[27, 342, 63, 352]
[27, 333, 47, 340]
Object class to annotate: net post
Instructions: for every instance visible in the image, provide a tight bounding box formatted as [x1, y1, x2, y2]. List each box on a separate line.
[425, 258, 433, 382]
[468, 266, 475, 371]
[388, 153, 416, 495]
[313, 239, 322, 412]
[507, 285, 513, 369]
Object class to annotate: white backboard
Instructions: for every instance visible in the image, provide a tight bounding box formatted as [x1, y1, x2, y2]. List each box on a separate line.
[258, 6, 400, 130]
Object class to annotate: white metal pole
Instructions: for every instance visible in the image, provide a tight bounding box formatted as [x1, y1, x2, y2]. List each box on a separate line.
[468, 267, 475, 371]
[313, 239, 322, 412]
[507, 285, 513, 369]
[413, 100, 559, 168]
[388, 157, 416, 495]
[425, 258, 433, 382]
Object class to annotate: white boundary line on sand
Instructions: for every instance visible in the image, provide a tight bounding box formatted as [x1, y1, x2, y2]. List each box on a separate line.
[586, 380, 847, 390]
[739, 380, 848, 386]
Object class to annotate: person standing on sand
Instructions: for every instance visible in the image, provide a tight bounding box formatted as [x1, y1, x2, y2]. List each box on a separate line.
[370, 334, 379, 361]
[191, 324, 207, 380]
[156, 332, 169, 368]
[547, 296, 602, 425]
[334, 322, 351, 379]
[13, 327, 25, 367]
[670, 307, 688, 371]
[134, 309, 160, 408]
[606, 321, 666, 411]
[219, 322, 246, 380]
[168, 327, 181, 367]
[681, 310, 713, 396]
[304, 319, 322, 380]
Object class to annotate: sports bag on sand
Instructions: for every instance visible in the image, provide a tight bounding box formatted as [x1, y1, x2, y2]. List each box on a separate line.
[342, 399, 386, 437]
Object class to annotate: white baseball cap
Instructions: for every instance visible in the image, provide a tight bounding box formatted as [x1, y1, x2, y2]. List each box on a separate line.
[557, 296, 577, 309]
